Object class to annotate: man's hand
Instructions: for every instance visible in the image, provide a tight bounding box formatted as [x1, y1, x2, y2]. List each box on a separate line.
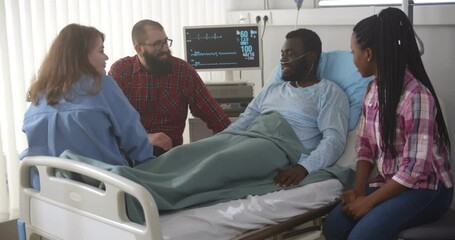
[147, 132, 172, 151]
[273, 164, 308, 188]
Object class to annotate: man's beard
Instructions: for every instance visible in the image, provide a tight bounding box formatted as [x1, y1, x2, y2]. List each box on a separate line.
[143, 51, 172, 75]
[281, 61, 309, 82]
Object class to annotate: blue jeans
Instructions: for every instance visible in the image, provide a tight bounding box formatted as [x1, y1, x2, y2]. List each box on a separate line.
[322, 183, 453, 240]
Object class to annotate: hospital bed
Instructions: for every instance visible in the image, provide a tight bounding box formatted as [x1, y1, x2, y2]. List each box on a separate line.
[18, 50, 371, 240]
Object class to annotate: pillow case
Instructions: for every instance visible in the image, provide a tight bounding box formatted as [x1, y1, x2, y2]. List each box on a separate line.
[271, 50, 373, 130]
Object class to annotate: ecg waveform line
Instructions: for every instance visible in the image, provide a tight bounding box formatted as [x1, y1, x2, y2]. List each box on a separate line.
[192, 62, 237, 67]
[186, 33, 223, 41]
[190, 51, 237, 57]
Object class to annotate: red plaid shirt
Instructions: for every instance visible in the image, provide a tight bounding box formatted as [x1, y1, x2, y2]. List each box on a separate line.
[109, 55, 231, 147]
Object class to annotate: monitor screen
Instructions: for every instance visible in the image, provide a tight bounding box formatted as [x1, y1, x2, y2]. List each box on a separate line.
[183, 24, 261, 71]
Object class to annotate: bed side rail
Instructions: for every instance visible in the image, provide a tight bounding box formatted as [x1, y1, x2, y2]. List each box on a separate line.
[19, 156, 162, 240]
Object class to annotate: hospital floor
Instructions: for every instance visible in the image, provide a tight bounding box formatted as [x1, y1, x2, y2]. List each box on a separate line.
[0, 218, 19, 240]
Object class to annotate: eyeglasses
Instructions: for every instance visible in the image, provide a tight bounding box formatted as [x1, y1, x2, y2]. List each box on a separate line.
[140, 38, 173, 50]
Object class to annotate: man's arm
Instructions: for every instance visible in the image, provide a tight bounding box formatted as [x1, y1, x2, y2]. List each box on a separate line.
[298, 82, 349, 172]
[275, 82, 349, 187]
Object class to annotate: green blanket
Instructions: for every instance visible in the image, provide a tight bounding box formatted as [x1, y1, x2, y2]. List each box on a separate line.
[60, 111, 354, 223]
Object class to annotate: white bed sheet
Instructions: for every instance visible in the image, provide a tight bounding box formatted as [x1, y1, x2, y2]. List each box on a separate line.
[160, 178, 343, 240]
[160, 127, 358, 240]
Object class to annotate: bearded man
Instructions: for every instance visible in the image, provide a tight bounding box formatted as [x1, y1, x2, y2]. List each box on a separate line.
[227, 28, 349, 187]
[109, 20, 231, 156]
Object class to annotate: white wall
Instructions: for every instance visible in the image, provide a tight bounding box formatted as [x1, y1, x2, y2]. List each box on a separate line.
[224, 2, 455, 207]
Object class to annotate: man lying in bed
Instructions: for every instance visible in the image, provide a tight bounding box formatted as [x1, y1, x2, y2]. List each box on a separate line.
[61, 28, 350, 221]
[230, 28, 349, 189]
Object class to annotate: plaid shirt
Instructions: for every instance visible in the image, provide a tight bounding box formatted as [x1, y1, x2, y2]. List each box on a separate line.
[109, 55, 231, 147]
[356, 70, 453, 190]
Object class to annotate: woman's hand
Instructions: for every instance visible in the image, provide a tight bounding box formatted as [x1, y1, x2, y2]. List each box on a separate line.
[342, 185, 366, 205]
[342, 196, 375, 220]
[147, 132, 172, 151]
[341, 189, 358, 205]
[342, 180, 408, 220]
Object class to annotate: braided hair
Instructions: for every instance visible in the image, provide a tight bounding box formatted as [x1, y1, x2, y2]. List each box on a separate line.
[353, 7, 450, 157]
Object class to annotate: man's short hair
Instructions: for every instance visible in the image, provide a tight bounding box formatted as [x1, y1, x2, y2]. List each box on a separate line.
[286, 28, 322, 71]
[132, 19, 164, 45]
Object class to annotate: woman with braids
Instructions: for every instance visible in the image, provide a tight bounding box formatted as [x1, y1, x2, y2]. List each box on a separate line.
[323, 7, 453, 240]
